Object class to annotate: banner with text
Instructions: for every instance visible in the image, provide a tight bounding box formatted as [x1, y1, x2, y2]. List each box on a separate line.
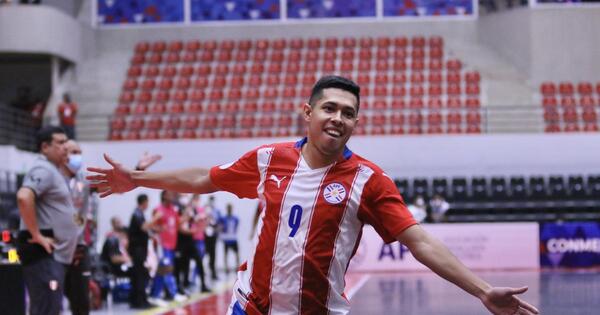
[540, 221, 600, 268]
[349, 223, 539, 272]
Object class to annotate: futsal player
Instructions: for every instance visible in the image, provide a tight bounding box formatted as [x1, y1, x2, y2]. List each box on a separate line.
[88, 76, 539, 315]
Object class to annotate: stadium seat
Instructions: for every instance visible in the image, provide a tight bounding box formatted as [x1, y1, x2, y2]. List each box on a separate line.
[509, 176, 527, 200]
[528, 176, 547, 199]
[432, 178, 449, 198]
[470, 177, 488, 201]
[394, 179, 409, 199]
[490, 177, 508, 201]
[450, 177, 468, 201]
[134, 41, 150, 54]
[559, 82, 575, 95]
[412, 178, 429, 199]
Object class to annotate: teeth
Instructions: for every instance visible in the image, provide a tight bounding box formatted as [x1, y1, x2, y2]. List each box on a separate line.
[326, 129, 341, 137]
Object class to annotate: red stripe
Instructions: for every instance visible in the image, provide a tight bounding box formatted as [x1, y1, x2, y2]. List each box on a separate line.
[247, 146, 301, 314]
[299, 164, 359, 314]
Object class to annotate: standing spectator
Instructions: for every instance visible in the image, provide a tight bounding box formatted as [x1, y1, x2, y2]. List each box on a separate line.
[430, 194, 450, 223]
[62, 139, 93, 315]
[174, 195, 195, 295]
[190, 194, 210, 292]
[219, 203, 240, 274]
[57, 93, 78, 140]
[148, 190, 187, 305]
[16, 126, 79, 315]
[127, 194, 159, 309]
[203, 195, 221, 280]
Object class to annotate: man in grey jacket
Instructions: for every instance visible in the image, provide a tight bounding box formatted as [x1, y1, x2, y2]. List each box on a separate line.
[17, 125, 79, 315]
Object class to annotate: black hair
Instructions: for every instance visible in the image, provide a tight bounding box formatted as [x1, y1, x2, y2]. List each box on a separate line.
[36, 125, 66, 152]
[161, 190, 168, 201]
[308, 75, 361, 111]
[137, 194, 148, 205]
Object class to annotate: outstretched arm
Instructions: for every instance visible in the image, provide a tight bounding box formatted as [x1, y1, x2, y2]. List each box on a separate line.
[397, 225, 539, 315]
[87, 154, 219, 197]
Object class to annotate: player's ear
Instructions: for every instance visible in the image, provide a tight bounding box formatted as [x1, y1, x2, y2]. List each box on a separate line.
[302, 103, 312, 122]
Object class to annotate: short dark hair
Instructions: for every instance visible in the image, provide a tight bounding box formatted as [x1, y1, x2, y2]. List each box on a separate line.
[308, 75, 360, 111]
[36, 125, 66, 152]
[137, 194, 148, 205]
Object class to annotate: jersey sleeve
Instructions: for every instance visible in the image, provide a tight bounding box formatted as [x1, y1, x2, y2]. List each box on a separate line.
[358, 172, 417, 243]
[22, 166, 53, 197]
[209, 148, 260, 199]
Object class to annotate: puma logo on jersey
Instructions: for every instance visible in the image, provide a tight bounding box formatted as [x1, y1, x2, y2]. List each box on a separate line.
[268, 174, 287, 188]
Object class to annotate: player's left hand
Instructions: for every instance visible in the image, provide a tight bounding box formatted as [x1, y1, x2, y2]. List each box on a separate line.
[480, 286, 539, 315]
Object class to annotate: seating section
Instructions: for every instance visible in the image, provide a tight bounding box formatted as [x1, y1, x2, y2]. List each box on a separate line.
[540, 81, 600, 133]
[110, 36, 482, 140]
[395, 174, 600, 222]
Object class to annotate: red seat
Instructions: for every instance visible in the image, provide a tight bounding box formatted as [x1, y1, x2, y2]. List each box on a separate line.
[167, 41, 183, 52]
[408, 112, 423, 125]
[446, 72, 461, 85]
[376, 37, 391, 48]
[109, 130, 123, 141]
[390, 100, 406, 110]
[446, 112, 462, 125]
[198, 130, 215, 139]
[446, 125, 463, 134]
[559, 82, 575, 95]
[220, 114, 236, 129]
[374, 86, 388, 97]
[466, 125, 481, 134]
[170, 102, 185, 113]
[224, 102, 239, 113]
[542, 97, 558, 107]
[376, 49, 389, 60]
[307, 38, 321, 49]
[409, 86, 424, 98]
[359, 37, 373, 48]
[429, 36, 444, 48]
[282, 86, 296, 99]
[543, 108, 559, 123]
[560, 96, 577, 108]
[203, 116, 218, 128]
[123, 79, 138, 91]
[235, 50, 249, 62]
[410, 72, 425, 85]
[465, 98, 481, 109]
[183, 116, 200, 129]
[175, 78, 190, 90]
[583, 122, 599, 132]
[545, 123, 560, 133]
[446, 84, 461, 96]
[540, 82, 556, 96]
[124, 130, 141, 140]
[357, 74, 371, 86]
[147, 116, 163, 130]
[196, 64, 211, 76]
[342, 37, 357, 48]
[155, 91, 171, 103]
[189, 90, 205, 102]
[161, 65, 177, 77]
[261, 101, 276, 112]
[215, 64, 229, 76]
[238, 39, 252, 50]
[230, 75, 245, 87]
[243, 102, 258, 112]
[411, 49, 425, 60]
[240, 114, 256, 128]
[446, 59, 462, 72]
[148, 53, 162, 64]
[466, 111, 481, 125]
[289, 38, 304, 50]
[411, 36, 426, 48]
[181, 129, 197, 139]
[205, 102, 221, 113]
[128, 117, 145, 131]
[370, 113, 387, 125]
[582, 108, 597, 123]
[211, 76, 227, 89]
[132, 103, 148, 115]
[200, 51, 214, 62]
[562, 108, 579, 123]
[255, 129, 273, 138]
[275, 128, 292, 137]
[411, 60, 425, 71]
[149, 102, 167, 114]
[165, 52, 180, 64]
[466, 84, 480, 95]
[217, 50, 232, 63]
[110, 117, 127, 131]
[393, 60, 407, 71]
[136, 91, 152, 103]
[391, 86, 406, 97]
[166, 116, 181, 129]
[277, 115, 293, 127]
[179, 65, 194, 77]
[580, 95, 596, 107]
[127, 66, 142, 78]
[259, 115, 274, 128]
[428, 85, 443, 97]
[188, 102, 203, 113]
[161, 129, 179, 139]
[564, 123, 580, 132]
[373, 100, 387, 110]
[130, 53, 145, 65]
[272, 38, 286, 50]
[427, 98, 443, 109]
[465, 71, 481, 84]
[141, 78, 156, 91]
[429, 60, 443, 72]
[134, 41, 150, 54]
[427, 112, 443, 125]
[185, 40, 200, 52]
[114, 104, 131, 116]
[227, 89, 242, 101]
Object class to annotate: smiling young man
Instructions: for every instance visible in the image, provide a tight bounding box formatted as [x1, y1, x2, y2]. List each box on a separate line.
[88, 76, 538, 315]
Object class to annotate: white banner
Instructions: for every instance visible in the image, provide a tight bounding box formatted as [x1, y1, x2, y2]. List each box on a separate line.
[349, 223, 540, 271]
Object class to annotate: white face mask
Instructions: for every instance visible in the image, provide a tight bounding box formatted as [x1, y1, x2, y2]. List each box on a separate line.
[67, 154, 83, 173]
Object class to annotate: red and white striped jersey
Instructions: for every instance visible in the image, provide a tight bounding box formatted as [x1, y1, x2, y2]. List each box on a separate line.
[210, 138, 416, 315]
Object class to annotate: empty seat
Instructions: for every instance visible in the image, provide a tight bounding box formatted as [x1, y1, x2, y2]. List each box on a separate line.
[450, 177, 468, 201]
[432, 178, 449, 198]
[567, 175, 586, 199]
[528, 176, 547, 200]
[548, 175, 567, 199]
[490, 177, 508, 201]
[412, 178, 429, 199]
[470, 177, 488, 201]
[394, 179, 410, 199]
[509, 176, 527, 200]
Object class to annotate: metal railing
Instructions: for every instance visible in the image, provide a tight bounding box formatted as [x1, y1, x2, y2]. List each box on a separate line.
[0, 105, 36, 151]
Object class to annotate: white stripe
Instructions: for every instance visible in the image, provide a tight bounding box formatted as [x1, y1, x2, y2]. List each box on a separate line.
[326, 164, 374, 314]
[269, 158, 332, 315]
[240, 147, 274, 300]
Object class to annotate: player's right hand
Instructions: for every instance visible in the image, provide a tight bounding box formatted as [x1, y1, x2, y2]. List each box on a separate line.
[29, 234, 55, 254]
[87, 154, 137, 198]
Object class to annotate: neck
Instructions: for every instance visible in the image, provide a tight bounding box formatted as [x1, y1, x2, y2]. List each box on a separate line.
[301, 140, 341, 169]
[58, 164, 75, 178]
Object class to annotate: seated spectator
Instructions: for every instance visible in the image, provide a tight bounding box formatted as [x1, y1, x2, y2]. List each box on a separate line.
[430, 194, 450, 223]
[407, 195, 427, 223]
[101, 217, 131, 277]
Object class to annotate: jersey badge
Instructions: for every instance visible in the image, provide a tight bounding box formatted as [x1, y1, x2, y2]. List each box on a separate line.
[323, 182, 347, 204]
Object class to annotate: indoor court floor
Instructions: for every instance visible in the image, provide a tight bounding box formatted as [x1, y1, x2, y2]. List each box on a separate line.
[91, 269, 600, 315]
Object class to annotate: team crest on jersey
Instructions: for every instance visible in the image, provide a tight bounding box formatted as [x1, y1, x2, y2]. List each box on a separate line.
[323, 182, 347, 204]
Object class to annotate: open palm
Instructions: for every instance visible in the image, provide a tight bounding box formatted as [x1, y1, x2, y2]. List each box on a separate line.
[481, 286, 539, 315]
[87, 154, 137, 197]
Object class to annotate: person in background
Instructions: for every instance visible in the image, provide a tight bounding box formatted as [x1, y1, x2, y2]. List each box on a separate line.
[407, 195, 428, 223]
[430, 194, 450, 223]
[128, 193, 160, 309]
[219, 203, 240, 274]
[16, 126, 78, 315]
[148, 190, 188, 305]
[174, 194, 195, 295]
[203, 195, 221, 280]
[57, 93, 78, 140]
[101, 217, 131, 277]
[189, 194, 211, 292]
